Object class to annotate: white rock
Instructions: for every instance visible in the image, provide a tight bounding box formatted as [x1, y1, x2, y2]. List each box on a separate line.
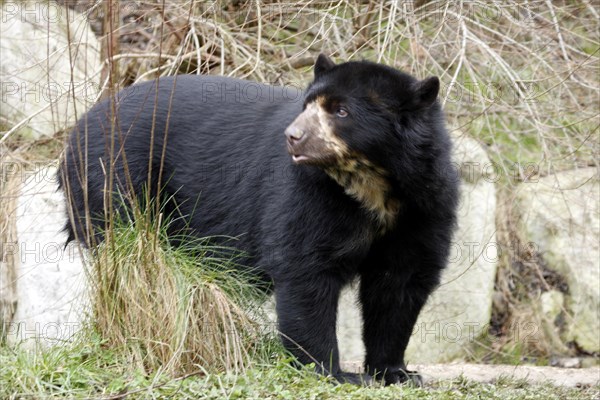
[336, 284, 362, 361]
[0, 165, 19, 338]
[337, 133, 498, 363]
[540, 290, 564, 322]
[7, 165, 88, 347]
[0, 1, 101, 139]
[518, 168, 599, 353]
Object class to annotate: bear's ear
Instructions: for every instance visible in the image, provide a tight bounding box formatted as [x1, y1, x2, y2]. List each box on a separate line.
[411, 76, 440, 108]
[314, 54, 336, 78]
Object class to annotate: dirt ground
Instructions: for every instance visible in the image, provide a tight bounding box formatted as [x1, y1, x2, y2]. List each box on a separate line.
[341, 362, 600, 388]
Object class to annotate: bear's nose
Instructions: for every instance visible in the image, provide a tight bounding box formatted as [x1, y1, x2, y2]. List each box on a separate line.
[285, 127, 305, 144]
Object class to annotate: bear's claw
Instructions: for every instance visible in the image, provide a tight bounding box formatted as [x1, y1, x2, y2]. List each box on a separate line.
[384, 369, 423, 387]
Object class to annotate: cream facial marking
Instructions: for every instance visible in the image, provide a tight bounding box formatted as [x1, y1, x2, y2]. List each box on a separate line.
[326, 158, 400, 234]
[300, 97, 401, 232]
[308, 99, 348, 158]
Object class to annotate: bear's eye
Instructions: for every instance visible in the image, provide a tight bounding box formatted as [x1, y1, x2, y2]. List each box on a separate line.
[336, 107, 349, 118]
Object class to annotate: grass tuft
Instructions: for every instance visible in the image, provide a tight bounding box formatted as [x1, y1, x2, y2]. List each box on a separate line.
[90, 196, 267, 376]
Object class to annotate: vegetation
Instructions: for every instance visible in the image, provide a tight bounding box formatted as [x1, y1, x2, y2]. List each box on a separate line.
[1, 335, 598, 399]
[89, 198, 269, 376]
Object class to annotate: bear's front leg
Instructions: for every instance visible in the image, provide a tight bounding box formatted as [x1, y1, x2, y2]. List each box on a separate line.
[274, 276, 371, 385]
[360, 266, 441, 387]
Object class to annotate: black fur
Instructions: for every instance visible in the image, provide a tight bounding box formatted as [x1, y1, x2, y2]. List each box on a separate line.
[59, 55, 459, 385]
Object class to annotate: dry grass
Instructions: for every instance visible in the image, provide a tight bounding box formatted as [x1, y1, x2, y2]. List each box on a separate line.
[91, 199, 264, 375]
[57, 0, 598, 173]
[5, 0, 595, 178]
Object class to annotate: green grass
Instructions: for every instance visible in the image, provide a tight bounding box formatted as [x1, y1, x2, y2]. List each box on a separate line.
[1, 337, 597, 399]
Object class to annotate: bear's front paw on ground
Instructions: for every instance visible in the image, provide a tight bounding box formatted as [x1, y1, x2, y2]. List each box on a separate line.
[383, 368, 424, 387]
[333, 372, 374, 386]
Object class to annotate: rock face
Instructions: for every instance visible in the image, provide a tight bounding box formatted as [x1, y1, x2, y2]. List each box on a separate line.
[337, 133, 498, 363]
[0, 1, 101, 139]
[0, 159, 20, 340]
[5, 166, 87, 347]
[517, 168, 600, 353]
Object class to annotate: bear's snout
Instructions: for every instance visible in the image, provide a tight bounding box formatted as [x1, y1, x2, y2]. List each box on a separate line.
[285, 126, 306, 143]
[285, 122, 313, 163]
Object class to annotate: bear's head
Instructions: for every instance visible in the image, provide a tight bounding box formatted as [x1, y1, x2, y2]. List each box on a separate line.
[285, 54, 446, 231]
[284, 53, 441, 170]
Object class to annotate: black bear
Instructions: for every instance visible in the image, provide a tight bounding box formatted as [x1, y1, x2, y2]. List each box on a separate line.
[59, 54, 459, 386]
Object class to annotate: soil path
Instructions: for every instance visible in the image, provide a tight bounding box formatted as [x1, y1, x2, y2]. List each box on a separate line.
[341, 362, 600, 388]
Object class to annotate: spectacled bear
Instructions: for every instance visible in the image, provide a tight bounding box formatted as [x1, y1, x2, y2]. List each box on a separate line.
[59, 54, 459, 386]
